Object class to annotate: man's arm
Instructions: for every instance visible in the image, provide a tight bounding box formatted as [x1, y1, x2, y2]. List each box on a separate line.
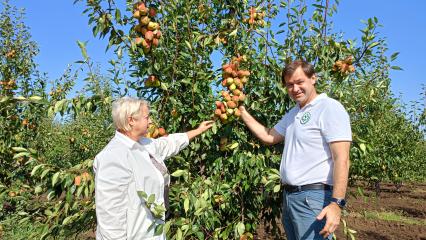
[317, 141, 351, 238]
[239, 106, 284, 145]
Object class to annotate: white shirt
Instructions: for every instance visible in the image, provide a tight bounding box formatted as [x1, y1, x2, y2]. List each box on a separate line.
[274, 93, 352, 186]
[94, 131, 189, 240]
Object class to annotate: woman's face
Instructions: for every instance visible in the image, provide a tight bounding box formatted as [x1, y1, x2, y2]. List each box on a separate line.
[129, 105, 152, 137]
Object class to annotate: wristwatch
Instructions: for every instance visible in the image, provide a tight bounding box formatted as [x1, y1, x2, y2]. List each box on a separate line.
[330, 198, 346, 208]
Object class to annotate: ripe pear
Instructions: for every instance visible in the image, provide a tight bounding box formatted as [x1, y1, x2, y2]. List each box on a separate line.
[232, 95, 240, 102]
[229, 84, 236, 91]
[220, 113, 228, 121]
[226, 77, 234, 85]
[234, 108, 242, 117]
[141, 27, 148, 35]
[238, 83, 244, 90]
[135, 37, 143, 45]
[158, 127, 166, 136]
[140, 16, 150, 26]
[152, 128, 159, 138]
[215, 109, 222, 116]
[232, 89, 241, 96]
[241, 76, 248, 84]
[222, 79, 227, 86]
[149, 7, 156, 17]
[153, 30, 162, 38]
[215, 101, 223, 108]
[227, 100, 237, 109]
[133, 10, 141, 19]
[239, 93, 246, 102]
[220, 104, 226, 113]
[224, 67, 233, 74]
[145, 31, 154, 41]
[227, 108, 234, 115]
[233, 78, 241, 85]
[147, 21, 159, 30]
[152, 38, 159, 47]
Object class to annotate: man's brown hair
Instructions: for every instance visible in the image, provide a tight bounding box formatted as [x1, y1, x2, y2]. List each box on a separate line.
[281, 60, 316, 85]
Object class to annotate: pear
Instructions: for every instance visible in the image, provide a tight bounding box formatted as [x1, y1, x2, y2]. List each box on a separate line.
[215, 109, 222, 116]
[149, 7, 156, 17]
[140, 16, 150, 26]
[229, 84, 237, 91]
[145, 31, 154, 41]
[227, 101, 237, 109]
[226, 77, 234, 85]
[147, 21, 159, 30]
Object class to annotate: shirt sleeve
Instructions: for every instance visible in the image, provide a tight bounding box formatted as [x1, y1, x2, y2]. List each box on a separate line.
[94, 150, 132, 240]
[320, 100, 352, 143]
[273, 114, 288, 137]
[151, 133, 190, 162]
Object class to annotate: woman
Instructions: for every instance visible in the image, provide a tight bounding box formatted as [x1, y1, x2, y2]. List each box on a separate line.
[94, 97, 213, 239]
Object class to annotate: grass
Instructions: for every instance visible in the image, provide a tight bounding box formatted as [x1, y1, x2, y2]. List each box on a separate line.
[362, 210, 426, 226]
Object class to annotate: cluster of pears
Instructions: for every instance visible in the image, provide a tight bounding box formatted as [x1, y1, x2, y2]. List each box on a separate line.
[243, 7, 266, 27]
[144, 75, 160, 88]
[0, 79, 16, 90]
[333, 56, 355, 74]
[215, 56, 250, 124]
[145, 124, 168, 139]
[132, 2, 162, 54]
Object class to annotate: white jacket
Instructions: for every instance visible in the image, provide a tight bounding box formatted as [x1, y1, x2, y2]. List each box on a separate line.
[94, 131, 189, 240]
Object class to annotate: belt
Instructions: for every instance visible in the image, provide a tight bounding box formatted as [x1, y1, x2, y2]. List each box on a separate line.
[282, 183, 333, 193]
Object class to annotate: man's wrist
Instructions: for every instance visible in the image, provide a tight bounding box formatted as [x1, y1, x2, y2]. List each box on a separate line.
[330, 197, 346, 209]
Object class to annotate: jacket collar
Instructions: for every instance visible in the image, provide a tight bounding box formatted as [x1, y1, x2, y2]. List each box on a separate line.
[114, 131, 138, 149]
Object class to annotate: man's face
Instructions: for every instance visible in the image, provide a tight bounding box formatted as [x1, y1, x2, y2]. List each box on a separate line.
[284, 67, 317, 108]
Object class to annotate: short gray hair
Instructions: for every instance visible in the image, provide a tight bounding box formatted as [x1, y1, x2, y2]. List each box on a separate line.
[112, 97, 149, 132]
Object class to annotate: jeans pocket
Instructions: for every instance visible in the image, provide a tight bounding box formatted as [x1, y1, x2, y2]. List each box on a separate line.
[305, 190, 331, 215]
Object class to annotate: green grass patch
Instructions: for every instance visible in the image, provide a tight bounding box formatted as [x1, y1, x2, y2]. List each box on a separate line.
[363, 210, 426, 225]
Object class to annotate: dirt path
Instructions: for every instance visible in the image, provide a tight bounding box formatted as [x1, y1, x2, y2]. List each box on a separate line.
[257, 182, 426, 240]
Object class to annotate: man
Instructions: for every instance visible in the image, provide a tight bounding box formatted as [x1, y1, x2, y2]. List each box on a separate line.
[238, 60, 352, 239]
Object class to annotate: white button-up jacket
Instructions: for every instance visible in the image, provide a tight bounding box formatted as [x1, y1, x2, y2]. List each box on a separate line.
[94, 131, 189, 240]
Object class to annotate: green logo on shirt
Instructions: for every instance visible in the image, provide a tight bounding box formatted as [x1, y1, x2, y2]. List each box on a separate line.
[300, 112, 311, 124]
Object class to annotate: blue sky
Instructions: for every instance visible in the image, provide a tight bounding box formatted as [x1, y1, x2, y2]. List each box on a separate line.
[11, 0, 426, 105]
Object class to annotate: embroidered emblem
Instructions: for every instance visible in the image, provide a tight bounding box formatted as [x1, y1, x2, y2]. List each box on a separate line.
[300, 112, 311, 124]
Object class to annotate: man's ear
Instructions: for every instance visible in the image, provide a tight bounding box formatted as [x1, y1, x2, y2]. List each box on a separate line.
[311, 74, 317, 85]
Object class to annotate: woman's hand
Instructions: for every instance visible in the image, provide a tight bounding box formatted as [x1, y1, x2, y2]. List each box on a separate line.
[187, 120, 214, 140]
[197, 120, 214, 133]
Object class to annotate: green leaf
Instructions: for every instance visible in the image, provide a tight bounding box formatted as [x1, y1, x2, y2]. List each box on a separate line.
[31, 164, 44, 176]
[171, 169, 187, 177]
[54, 99, 67, 113]
[11, 147, 27, 152]
[359, 143, 366, 153]
[184, 197, 189, 213]
[236, 222, 245, 236]
[390, 52, 400, 61]
[13, 152, 29, 159]
[391, 66, 403, 70]
[52, 172, 60, 186]
[77, 40, 88, 60]
[229, 142, 239, 149]
[273, 184, 281, 193]
[28, 96, 43, 101]
[185, 40, 192, 50]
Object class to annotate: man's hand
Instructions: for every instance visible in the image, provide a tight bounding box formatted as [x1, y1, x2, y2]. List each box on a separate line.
[316, 203, 341, 238]
[238, 106, 284, 145]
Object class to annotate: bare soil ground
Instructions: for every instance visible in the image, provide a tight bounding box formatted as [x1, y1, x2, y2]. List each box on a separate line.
[256, 182, 426, 240]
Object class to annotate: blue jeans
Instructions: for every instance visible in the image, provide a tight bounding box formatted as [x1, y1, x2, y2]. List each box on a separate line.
[282, 189, 333, 240]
